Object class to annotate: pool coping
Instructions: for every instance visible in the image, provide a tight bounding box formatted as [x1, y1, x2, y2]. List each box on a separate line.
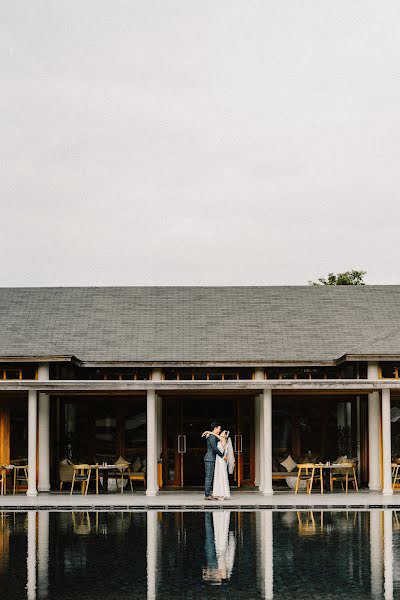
[1, 490, 400, 511]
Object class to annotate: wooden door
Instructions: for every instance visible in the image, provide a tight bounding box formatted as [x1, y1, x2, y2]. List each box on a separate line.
[235, 398, 255, 487]
[162, 397, 183, 487]
[162, 396, 255, 488]
[0, 409, 10, 465]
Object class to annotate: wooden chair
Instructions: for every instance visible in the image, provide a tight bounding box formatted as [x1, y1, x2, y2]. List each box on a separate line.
[128, 469, 146, 492]
[295, 463, 322, 494]
[297, 511, 324, 534]
[70, 464, 95, 495]
[392, 461, 400, 490]
[13, 465, 28, 494]
[59, 459, 75, 491]
[330, 461, 358, 493]
[72, 512, 91, 534]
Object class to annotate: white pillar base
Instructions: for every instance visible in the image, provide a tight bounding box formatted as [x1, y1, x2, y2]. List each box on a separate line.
[369, 484, 382, 492]
[146, 490, 158, 497]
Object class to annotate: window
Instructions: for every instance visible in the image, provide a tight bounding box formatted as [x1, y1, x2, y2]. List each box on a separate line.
[1, 365, 37, 380]
[380, 363, 398, 379]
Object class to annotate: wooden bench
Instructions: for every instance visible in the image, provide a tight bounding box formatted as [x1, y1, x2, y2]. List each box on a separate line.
[272, 471, 298, 480]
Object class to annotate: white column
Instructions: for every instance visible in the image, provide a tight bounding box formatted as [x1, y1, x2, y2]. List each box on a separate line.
[157, 395, 162, 490]
[254, 369, 264, 492]
[368, 362, 381, 491]
[27, 390, 38, 497]
[370, 510, 383, 598]
[147, 511, 158, 600]
[254, 395, 260, 487]
[262, 389, 273, 496]
[382, 389, 393, 496]
[259, 394, 265, 492]
[27, 511, 37, 600]
[146, 389, 158, 497]
[38, 511, 49, 598]
[151, 369, 162, 493]
[157, 395, 162, 460]
[38, 362, 50, 493]
[384, 510, 394, 600]
[260, 510, 274, 600]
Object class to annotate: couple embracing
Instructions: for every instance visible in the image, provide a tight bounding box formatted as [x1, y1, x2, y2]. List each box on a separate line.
[203, 422, 235, 500]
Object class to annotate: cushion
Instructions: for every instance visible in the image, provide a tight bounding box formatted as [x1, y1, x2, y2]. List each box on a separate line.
[277, 454, 289, 471]
[280, 454, 297, 473]
[132, 457, 142, 472]
[140, 458, 146, 473]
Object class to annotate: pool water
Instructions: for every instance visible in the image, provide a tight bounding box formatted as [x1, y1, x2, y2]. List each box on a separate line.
[0, 509, 398, 599]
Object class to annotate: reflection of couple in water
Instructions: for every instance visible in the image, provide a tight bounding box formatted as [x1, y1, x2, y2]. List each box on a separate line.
[202, 511, 236, 585]
[203, 422, 235, 500]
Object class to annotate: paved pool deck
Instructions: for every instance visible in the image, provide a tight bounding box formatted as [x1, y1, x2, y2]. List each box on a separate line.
[1, 489, 400, 510]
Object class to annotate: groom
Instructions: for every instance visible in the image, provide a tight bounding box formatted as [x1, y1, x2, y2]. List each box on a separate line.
[204, 421, 228, 500]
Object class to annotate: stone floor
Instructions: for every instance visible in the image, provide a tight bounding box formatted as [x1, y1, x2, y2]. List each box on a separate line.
[1, 489, 400, 509]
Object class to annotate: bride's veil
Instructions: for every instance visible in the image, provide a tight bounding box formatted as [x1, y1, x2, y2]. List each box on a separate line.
[225, 431, 235, 474]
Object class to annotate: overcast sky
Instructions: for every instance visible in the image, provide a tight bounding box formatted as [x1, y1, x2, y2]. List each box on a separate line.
[1, 1, 399, 286]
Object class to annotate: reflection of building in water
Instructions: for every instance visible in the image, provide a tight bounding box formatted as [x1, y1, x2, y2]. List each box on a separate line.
[1, 509, 400, 599]
[202, 511, 236, 585]
[0, 513, 10, 573]
[27, 511, 36, 600]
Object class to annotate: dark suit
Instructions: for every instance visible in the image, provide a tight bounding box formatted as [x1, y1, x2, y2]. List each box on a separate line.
[204, 435, 224, 497]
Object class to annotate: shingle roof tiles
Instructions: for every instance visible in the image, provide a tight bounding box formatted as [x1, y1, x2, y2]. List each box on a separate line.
[0, 286, 399, 363]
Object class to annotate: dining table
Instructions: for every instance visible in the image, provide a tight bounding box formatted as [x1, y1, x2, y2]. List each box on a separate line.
[309, 463, 356, 494]
[96, 463, 130, 493]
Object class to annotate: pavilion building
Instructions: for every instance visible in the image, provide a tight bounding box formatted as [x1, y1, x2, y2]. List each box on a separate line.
[0, 285, 400, 496]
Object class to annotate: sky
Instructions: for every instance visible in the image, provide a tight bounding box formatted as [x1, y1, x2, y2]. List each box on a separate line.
[1, 1, 399, 286]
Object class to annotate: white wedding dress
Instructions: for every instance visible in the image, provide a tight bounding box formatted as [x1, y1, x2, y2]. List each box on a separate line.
[212, 511, 236, 580]
[212, 442, 231, 499]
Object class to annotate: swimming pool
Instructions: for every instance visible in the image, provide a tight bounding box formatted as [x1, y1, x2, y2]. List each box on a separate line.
[0, 509, 397, 599]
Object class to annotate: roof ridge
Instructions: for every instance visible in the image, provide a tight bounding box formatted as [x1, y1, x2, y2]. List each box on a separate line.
[346, 324, 400, 355]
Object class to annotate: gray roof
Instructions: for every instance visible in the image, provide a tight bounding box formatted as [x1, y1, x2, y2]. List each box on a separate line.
[0, 286, 400, 364]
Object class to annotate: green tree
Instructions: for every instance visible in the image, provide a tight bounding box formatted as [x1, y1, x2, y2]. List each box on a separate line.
[309, 270, 366, 286]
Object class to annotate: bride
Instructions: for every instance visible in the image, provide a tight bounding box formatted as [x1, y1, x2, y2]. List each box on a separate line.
[202, 430, 235, 499]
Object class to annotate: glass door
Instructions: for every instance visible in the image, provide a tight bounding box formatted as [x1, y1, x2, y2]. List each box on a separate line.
[94, 399, 118, 463]
[235, 397, 255, 487]
[162, 396, 255, 488]
[162, 397, 183, 487]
